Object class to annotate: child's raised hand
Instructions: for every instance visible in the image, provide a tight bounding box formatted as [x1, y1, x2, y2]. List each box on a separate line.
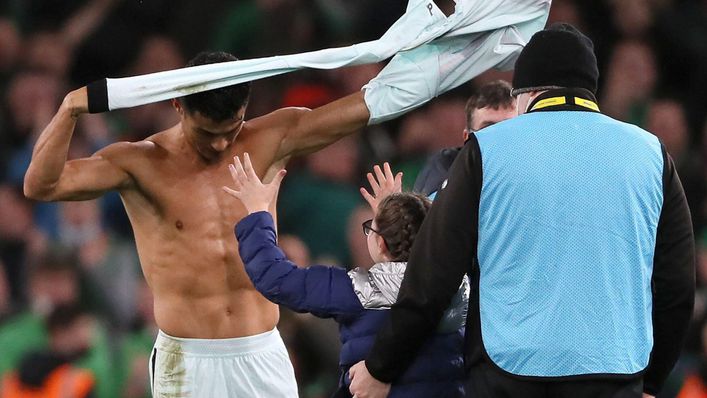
[222, 152, 287, 214]
[360, 162, 402, 213]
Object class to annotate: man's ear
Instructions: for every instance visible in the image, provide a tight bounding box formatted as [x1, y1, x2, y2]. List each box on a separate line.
[172, 99, 184, 116]
[462, 128, 470, 142]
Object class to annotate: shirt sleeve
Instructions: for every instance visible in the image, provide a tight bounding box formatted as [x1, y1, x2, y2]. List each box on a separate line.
[365, 136, 483, 382]
[236, 211, 364, 317]
[643, 149, 696, 395]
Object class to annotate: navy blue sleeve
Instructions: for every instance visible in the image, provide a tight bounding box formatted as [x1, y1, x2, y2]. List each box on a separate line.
[412, 147, 461, 197]
[236, 212, 364, 317]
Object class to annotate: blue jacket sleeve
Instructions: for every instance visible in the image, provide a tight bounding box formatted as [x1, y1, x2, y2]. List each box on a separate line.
[236, 212, 364, 317]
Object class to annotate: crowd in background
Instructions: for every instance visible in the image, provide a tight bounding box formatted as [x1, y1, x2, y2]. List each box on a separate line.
[0, 0, 705, 397]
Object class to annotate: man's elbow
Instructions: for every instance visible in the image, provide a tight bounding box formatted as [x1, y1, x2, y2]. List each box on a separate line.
[23, 177, 55, 201]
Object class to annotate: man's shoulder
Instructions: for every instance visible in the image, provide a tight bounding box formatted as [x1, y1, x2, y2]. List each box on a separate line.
[421, 147, 462, 175]
[248, 107, 309, 129]
[98, 132, 166, 162]
[237, 108, 311, 157]
[431, 147, 463, 166]
[413, 147, 461, 195]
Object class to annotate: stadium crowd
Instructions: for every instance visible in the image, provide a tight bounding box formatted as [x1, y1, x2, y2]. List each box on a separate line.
[0, 0, 705, 397]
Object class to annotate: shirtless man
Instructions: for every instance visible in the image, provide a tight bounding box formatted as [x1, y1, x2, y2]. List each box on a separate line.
[24, 51, 369, 397]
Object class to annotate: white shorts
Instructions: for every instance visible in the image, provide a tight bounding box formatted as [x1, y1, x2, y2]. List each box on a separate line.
[149, 328, 298, 398]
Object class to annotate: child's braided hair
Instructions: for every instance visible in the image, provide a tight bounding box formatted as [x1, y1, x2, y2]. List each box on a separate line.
[374, 192, 432, 262]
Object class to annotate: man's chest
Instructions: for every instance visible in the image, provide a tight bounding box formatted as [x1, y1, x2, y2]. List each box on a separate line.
[128, 160, 248, 226]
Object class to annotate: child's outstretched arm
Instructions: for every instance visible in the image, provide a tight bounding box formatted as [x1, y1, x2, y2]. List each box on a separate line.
[236, 213, 363, 317]
[225, 154, 363, 317]
[359, 162, 403, 214]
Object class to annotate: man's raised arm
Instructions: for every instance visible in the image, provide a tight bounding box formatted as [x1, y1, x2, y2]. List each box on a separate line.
[24, 87, 133, 202]
[272, 91, 370, 160]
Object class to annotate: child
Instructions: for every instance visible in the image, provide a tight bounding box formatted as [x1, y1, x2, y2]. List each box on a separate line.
[224, 154, 468, 397]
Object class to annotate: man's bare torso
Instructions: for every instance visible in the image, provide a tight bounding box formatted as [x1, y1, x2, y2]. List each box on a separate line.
[24, 88, 368, 339]
[110, 119, 286, 339]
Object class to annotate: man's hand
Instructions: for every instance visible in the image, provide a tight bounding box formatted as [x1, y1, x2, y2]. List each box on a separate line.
[359, 162, 402, 214]
[222, 152, 287, 214]
[643, 394, 655, 398]
[63, 87, 89, 118]
[348, 361, 391, 398]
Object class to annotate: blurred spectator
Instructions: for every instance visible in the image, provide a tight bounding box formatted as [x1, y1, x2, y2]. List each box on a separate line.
[278, 135, 363, 264]
[0, 247, 120, 398]
[327, 64, 383, 97]
[425, 99, 469, 151]
[394, 97, 468, 190]
[0, 303, 96, 398]
[69, 0, 179, 84]
[279, 307, 341, 398]
[275, 234, 343, 398]
[0, 184, 46, 306]
[115, 281, 156, 398]
[350, 0, 407, 42]
[2, 71, 63, 184]
[608, 0, 656, 39]
[394, 109, 436, 191]
[117, 35, 184, 141]
[396, 111, 436, 158]
[0, 248, 80, 377]
[646, 99, 707, 233]
[674, 315, 707, 398]
[661, 300, 706, 395]
[601, 40, 658, 125]
[22, 31, 72, 78]
[212, 0, 339, 59]
[654, 0, 707, 133]
[0, 264, 12, 323]
[9, 0, 84, 33]
[0, 18, 20, 77]
[546, 0, 585, 31]
[279, 234, 312, 267]
[281, 81, 336, 110]
[58, 200, 141, 330]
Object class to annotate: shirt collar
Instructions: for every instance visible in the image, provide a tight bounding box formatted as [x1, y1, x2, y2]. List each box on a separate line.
[527, 88, 600, 114]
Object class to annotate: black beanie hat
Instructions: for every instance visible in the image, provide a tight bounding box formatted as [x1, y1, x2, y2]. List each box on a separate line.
[511, 23, 599, 96]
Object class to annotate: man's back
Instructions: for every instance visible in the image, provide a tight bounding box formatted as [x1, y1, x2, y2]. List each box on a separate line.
[474, 110, 664, 376]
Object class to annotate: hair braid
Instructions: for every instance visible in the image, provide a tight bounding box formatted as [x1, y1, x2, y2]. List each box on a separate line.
[375, 192, 432, 262]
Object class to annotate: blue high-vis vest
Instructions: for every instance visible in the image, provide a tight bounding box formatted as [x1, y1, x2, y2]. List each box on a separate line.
[474, 110, 664, 377]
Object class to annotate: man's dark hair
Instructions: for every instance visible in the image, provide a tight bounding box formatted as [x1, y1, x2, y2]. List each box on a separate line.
[178, 51, 251, 122]
[465, 80, 513, 130]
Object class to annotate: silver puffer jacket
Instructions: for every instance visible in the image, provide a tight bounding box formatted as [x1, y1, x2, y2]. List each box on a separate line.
[348, 261, 469, 333]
